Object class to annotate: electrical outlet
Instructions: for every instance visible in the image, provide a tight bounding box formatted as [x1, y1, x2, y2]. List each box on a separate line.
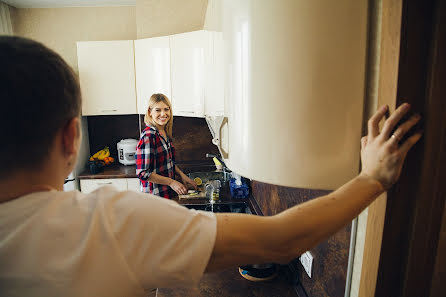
[299, 251, 313, 278]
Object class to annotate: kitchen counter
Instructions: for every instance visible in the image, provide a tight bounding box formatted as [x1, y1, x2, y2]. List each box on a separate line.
[172, 184, 261, 212]
[78, 164, 137, 179]
[78, 161, 216, 179]
[157, 265, 297, 297]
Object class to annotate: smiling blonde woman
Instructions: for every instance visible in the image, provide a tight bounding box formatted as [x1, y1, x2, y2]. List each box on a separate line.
[135, 93, 197, 198]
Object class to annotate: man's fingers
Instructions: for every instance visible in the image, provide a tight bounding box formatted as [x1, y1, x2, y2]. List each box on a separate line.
[381, 103, 411, 139]
[368, 105, 389, 138]
[386, 114, 421, 147]
[399, 131, 423, 156]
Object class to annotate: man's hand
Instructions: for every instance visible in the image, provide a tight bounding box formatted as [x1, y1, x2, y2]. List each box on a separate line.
[360, 103, 423, 190]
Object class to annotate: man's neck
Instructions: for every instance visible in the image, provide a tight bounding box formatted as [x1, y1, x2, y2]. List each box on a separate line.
[0, 167, 65, 203]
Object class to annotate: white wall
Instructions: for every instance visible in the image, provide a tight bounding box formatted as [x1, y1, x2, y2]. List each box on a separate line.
[10, 6, 137, 72]
[136, 0, 207, 38]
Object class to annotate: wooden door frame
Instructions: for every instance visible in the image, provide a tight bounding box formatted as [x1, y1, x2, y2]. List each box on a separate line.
[359, 0, 446, 296]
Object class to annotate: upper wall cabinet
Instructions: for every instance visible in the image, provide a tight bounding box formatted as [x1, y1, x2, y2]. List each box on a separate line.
[134, 36, 171, 115]
[77, 41, 137, 116]
[205, 31, 225, 116]
[222, 0, 368, 190]
[170, 30, 209, 118]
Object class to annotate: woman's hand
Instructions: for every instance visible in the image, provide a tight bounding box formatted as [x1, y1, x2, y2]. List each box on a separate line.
[169, 180, 188, 195]
[181, 176, 198, 190]
[360, 103, 423, 190]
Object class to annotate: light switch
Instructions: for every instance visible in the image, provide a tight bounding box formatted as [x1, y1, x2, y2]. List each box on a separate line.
[299, 251, 313, 278]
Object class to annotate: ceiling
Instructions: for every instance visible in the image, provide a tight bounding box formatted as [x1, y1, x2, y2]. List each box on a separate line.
[2, 0, 136, 8]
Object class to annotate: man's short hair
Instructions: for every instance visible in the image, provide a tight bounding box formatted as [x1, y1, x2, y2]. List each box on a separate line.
[0, 36, 81, 178]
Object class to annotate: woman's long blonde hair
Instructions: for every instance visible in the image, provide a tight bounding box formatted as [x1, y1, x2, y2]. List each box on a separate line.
[144, 93, 173, 138]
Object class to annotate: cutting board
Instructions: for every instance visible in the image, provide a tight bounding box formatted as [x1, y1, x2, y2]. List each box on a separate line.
[178, 186, 206, 199]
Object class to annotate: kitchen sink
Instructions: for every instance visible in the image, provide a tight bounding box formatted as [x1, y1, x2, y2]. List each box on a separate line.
[183, 202, 252, 214]
[187, 171, 231, 183]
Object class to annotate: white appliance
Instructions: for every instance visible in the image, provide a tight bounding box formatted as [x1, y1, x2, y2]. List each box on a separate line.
[63, 171, 76, 191]
[117, 139, 138, 165]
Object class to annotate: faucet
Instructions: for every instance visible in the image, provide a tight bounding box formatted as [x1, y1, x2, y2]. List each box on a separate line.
[206, 153, 231, 181]
[206, 153, 227, 170]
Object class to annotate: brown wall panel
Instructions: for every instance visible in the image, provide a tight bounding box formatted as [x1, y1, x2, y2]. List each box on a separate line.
[252, 181, 350, 297]
[87, 114, 219, 165]
[139, 115, 219, 163]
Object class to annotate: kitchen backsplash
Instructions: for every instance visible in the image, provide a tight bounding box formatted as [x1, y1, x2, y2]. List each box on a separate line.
[251, 181, 350, 297]
[139, 115, 219, 163]
[87, 114, 140, 160]
[86, 114, 219, 164]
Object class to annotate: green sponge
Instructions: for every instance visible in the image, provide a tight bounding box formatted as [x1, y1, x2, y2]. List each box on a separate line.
[213, 157, 222, 166]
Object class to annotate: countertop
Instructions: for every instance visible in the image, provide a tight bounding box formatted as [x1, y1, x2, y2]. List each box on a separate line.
[157, 265, 297, 297]
[79, 164, 138, 179]
[78, 161, 216, 179]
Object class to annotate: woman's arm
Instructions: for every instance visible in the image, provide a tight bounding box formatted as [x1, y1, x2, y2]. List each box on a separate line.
[205, 103, 422, 272]
[146, 172, 187, 195]
[175, 166, 197, 190]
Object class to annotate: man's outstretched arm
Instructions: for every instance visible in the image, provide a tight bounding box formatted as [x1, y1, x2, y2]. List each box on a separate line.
[205, 103, 422, 272]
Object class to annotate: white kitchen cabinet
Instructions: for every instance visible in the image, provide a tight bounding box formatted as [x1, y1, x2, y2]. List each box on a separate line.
[77, 41, 137, 116]
[222, 0, 368, 190]
[80, 178, 128, 194]
[205, 31, 225, 116]
[80, 178, 141, 194]
[134, 36, 171, 115]
[126, 178, 141, 192]
[170, 30, 209, 117]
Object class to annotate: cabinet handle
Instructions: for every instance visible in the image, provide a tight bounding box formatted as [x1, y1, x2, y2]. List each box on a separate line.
[219, 117, 229, 159]
[96, 182, 112, 185]
[101, 109, 118, 112]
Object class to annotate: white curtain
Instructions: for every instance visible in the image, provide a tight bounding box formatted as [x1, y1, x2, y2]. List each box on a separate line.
[0, 1, 13, 35]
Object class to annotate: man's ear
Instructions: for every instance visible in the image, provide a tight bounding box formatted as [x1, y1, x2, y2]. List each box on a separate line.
[62, 117, 81, 156]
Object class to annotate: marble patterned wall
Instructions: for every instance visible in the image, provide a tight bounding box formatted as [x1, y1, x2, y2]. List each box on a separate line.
[87, 114, 219, 164]
[251, 181, 351, 297]
[140, 115, 219, 163]
[87, 114, 140, 160]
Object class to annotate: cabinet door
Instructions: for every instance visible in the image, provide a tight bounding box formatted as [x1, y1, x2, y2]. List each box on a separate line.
[77, 41, 137, 116]
[170, 30, 208, 117]
[126, 178, 141, 192]
[80, 178, 128, 194]
[205, 31, 225, 116]
[135, 37, 171, 115]
[222, 0, 367, 190]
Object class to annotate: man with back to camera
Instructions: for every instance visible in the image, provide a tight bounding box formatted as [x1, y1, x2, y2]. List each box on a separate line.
[0, 36, 422, 296]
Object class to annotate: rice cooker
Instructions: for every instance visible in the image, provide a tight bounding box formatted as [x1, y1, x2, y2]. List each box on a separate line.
[117, 139, 138, 165]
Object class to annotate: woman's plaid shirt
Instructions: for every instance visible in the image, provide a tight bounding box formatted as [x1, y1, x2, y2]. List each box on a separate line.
[136, 126, 176, 198]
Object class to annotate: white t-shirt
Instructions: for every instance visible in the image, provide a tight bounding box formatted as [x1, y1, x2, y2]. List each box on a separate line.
[0, 186, 217, 297]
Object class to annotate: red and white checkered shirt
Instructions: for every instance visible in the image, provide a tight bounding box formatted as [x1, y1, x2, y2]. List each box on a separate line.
[136, 126, 176, 198]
